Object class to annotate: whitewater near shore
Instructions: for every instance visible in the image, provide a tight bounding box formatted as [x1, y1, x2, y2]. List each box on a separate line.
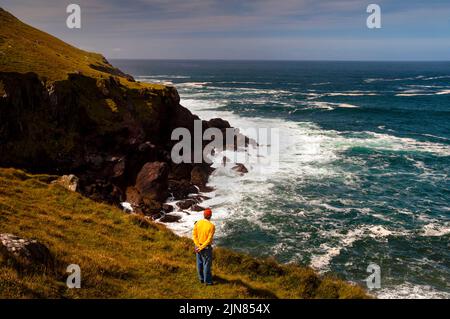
[114, 60, 450, 299]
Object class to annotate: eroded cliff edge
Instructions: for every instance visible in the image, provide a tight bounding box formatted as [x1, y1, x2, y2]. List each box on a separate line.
[0, 8, 232, 217]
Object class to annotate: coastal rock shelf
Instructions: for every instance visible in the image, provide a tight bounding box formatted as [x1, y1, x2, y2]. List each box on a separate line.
[0, 8, 248, 219]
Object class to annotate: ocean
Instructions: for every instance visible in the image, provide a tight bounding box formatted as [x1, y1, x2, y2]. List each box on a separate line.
[112, 60, 450, 299]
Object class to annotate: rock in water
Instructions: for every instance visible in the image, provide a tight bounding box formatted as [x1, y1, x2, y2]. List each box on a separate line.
[232, 163, 249, 175]
[168, 179, 198, 200]
[159, 214, 182, 223]
[162, 204, 174, 213]
[176, 199, 198, 210]
[190, 165, 214, 191]
[0, 233, 53, 267]
[191, 204, 205, 212]
[207, 118, 231, 130]
[52, 174, 79, 192]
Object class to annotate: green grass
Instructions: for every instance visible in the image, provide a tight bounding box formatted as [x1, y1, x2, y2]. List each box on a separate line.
[0, 7, 162, 91]
[0, 168, 370, 299]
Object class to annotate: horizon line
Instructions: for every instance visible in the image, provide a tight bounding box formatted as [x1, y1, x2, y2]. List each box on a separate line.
[108, 58, 450, 63]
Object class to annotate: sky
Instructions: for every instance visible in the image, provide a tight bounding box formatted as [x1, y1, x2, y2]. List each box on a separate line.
[2, 0, 450, 60]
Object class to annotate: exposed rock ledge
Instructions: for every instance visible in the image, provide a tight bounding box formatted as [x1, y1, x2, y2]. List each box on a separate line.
[0, 233, 53, 268]
[0, 71, 248, 220]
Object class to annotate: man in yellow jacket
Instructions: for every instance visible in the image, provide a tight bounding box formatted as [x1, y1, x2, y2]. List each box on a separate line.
[192, 208, 215, 285]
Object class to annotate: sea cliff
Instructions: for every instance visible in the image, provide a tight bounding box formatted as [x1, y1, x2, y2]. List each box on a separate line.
[0, 8, 369, 299]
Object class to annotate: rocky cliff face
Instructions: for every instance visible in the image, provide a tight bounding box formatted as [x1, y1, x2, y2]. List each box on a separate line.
[0, 8, 246, 218]
[0, 70, 231, 216]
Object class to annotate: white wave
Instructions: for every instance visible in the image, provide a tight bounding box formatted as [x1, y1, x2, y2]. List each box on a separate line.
[306, 101, 360, 110]
[325, 91, 378, 97]
[367, 225, 395, 237]
[165, 94, 450, 239]
[160, 83, 450, 298]
[422, 75, 450, 81]
[395, 88, 450, 96]
[395, 93, 433, 97]
[365, 75, 450, 84]
[376, 283, 450, 299]
[311, 82, 331, 86]
[135, 75, 191, 79]
[364, 75, 425, 83]
[215, 81, 273, 85]
[310, 225, 404, 271]
[435, 89, 450, 95]
[177, 82, 209, 88]
[405, 84, 446, 89]
[422, 223, 450, 237]
[395, 89, 432, 97]
[166, 97, 345, 237]
[310, 228, 366, 270]
[336, 132, 450, 156]
[421, 134, 450, 142]
[310, 245, 342, 270]
[200, 86, 293, 96]
[136, 78, 174, 85]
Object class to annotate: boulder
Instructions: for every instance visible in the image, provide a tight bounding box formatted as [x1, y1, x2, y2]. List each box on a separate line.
[0, 233, 53, 267]
[176, 199, 197, 210]
[159, 214, 182, 223]
[162, 204, 174, 213]
[112, 158, 126, 178]
[141, 199, 163, 216]
[169, 163, 194, 181]
[52, 174, 79, 192]
[232, 163, 249, 175]
[168, 179, 198, 200]
[191, 204, 205, 212]
[189, 194, 211, 202]
[135, 162, 169, 202]
[190, 165, 214, 190]
[125, 186, 142, 207]
[207, 118, 231, 130]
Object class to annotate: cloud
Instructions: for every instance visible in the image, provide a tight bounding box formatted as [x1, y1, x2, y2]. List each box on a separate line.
[2, 0, 450, 60]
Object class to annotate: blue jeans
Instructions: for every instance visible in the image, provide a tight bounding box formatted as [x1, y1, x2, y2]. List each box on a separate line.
[196, 246, 213, 284]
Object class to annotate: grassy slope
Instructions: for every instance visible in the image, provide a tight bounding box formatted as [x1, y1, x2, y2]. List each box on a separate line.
[0, 168, 369, 298]
[0, 8, 161, 90]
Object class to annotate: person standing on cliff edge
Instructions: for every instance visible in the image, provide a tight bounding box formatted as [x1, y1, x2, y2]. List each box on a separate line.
[193, 208, 215, 285]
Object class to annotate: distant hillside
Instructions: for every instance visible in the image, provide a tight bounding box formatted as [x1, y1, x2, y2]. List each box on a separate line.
[0, 7, 132, 82]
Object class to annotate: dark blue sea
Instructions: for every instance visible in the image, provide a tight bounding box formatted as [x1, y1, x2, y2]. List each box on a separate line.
[113, 60, 450, 298]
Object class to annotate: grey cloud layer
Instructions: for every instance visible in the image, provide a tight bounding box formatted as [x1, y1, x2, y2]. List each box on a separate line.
[1, 0, 449, 59]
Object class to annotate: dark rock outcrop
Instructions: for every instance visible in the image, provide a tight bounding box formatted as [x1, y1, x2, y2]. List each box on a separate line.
[191, 204, 205, 212]
[51, 174, 79, 192]
[191, 165, 215, 191]
[232, 163, 249, 175]
[168, 179, 198, 200]
[0, 233, 53, 268]
[0, 67, 249, 218]
[136, 162, 169, 202]
[159, 214, 182, 223]
[176, 199, 198, 210]
[162, 204, 174, 213]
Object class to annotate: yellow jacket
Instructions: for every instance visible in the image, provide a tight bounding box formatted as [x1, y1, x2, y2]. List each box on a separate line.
[192, 219, 215, 251]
